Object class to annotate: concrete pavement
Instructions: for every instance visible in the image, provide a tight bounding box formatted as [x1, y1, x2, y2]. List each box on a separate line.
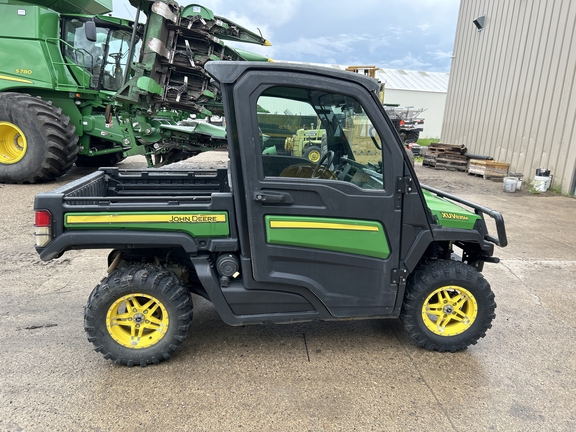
[1, 159, 575, 431]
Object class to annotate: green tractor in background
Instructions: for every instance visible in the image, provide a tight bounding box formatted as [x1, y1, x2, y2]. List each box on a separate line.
[0, 0, 271, 183]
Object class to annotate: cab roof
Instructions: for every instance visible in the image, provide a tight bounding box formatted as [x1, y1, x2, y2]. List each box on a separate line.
[205, 61, 381, 93]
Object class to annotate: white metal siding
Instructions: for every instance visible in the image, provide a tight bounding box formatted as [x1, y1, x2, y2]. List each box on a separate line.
[442, 0, 576, 193]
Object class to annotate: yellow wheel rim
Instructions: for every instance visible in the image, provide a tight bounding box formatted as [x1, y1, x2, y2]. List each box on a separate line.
[106, 293, 169, 349]
[422, 286, 478, 336]
[0, 121, 27, 164]
[307, 149, 321, 163]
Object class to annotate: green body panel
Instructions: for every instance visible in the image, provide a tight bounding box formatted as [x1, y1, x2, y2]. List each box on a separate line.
[232, 47, 272, 62]
[80, 114, 127, 151]
[6, 0, 112, 14]
[136, 77, 163, 96]
[265, 216, 390, 260]
[0, 4, 78, 91]
[423, 190, 481, 229]
[64, 211, 230, 237]
[181, 4, 215, 20]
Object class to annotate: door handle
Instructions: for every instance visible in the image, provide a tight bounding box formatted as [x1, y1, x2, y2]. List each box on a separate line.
[253, 191, 294, 204]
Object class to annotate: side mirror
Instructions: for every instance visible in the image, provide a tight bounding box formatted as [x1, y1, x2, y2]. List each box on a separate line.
[85, 21, 97, 42]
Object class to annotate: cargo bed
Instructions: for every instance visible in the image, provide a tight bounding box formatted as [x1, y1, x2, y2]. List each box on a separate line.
[34, 168, 237, 260]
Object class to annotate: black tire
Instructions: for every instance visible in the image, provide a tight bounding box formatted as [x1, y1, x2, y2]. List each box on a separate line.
[84, 265, 193, 366]
[303, 145, 322, 163]
[75, 151, 125, 167]
[404, 130, 420, 143]
[400, 260, 496, 352]
[0, 92, 78, 183]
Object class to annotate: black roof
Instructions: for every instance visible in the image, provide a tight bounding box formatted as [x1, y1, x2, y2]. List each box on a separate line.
[205, 61, 380, 93]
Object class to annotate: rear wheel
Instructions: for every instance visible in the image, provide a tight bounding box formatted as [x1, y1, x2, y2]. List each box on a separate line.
[84, 265, 193, 366]
[400, 260, 495, 352]
[0, 93, 78, 183]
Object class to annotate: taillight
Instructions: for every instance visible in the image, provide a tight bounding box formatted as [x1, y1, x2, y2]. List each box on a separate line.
[34, 210, 52, 247]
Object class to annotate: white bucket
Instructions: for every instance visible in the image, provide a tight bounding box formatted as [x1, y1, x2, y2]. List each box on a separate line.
[533, 175, 550, 192]
[503, 177, 518, 193]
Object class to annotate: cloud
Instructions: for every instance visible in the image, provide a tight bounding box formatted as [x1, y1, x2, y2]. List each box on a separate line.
[386, 52, 432, 70]
[274, 33, 390, 63]
[429, 50, 453, 60]
[113, 0, 460, 72]
[243, 0, 302, 26]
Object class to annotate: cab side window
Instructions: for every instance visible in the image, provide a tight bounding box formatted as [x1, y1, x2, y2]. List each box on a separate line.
[257, 86, 384, 190]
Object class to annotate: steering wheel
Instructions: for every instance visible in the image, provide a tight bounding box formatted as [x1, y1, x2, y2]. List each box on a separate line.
[312, 150, 334, 178]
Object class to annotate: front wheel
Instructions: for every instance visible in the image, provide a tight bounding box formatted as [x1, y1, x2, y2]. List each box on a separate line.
[400, 260, 496, 352]
[84, 265, 193, 366]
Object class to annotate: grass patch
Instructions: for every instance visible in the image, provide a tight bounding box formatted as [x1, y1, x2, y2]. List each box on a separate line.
[417, 138, 440, 147]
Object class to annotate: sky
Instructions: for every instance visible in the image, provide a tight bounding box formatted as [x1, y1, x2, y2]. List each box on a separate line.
[112, 0, 461, 73]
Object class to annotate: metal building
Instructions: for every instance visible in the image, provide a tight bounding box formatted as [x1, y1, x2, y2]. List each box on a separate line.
[375, 68, 449, 139]
[441, 0, 576, 194]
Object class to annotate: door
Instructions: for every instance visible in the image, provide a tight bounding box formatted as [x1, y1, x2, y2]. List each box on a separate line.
[232, 70, 405, 317]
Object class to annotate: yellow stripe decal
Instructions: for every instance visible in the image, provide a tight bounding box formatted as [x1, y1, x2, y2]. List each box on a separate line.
[66, 214, 227, 224]
[269, 221, 379, 231]
[0, 74, 33, 84]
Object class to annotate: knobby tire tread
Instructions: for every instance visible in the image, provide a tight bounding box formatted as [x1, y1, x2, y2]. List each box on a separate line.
[0, 92, 78, 183]
[84, 264, 193, 367]
[400, 260, 496, 353]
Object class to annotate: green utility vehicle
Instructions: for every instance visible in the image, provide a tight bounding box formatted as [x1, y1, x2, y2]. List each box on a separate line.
[34, 62, 507, 366]
[0, 0, 270, 183]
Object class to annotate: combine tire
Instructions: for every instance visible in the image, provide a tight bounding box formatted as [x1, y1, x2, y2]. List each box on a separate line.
[400, 260, 496, 352]
[84, 265, 193, 366]
[0, 93, 78, 183]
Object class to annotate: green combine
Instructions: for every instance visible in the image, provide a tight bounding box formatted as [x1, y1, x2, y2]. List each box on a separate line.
[0, 0, 271, 183]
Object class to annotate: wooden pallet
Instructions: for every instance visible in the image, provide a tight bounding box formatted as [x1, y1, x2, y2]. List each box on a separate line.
[423, 153, 437, 167]
[468, 160, 509, 179]
[424, 143, 468, 170]
[428, 143, 467, 154]
[436, 154, 468, 171]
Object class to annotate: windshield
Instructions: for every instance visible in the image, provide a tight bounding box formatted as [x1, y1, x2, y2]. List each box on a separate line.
[62, 19, 140, 91]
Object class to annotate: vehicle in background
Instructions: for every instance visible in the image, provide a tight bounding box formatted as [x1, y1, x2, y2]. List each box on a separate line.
[0, 0, 271, 183]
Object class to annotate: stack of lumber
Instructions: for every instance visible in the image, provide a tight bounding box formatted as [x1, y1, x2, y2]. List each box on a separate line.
[422, 143, 468, 171]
